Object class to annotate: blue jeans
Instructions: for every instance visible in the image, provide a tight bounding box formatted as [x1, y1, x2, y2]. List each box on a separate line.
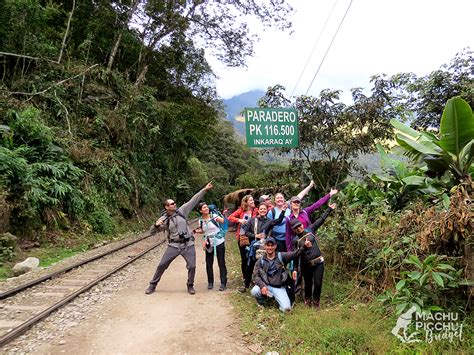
[250, 285, 292, 312]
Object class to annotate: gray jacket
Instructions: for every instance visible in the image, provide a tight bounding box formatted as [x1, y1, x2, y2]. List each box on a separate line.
[149, 187, 207, 248]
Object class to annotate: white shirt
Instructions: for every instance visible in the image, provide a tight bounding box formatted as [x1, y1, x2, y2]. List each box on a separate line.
[201, 215, 225, 247]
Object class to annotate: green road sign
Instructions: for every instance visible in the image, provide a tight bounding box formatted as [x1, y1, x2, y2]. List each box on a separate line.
[244, 107, 299, 148]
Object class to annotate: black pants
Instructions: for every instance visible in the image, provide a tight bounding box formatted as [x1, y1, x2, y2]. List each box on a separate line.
[205, 242, 227, 286]
[238, 241, 248, 280]
[238, 241, 255, 288]
[149, 244, 196, 287]
[276, 239, 287, 253]
[302, 262, 324, 301]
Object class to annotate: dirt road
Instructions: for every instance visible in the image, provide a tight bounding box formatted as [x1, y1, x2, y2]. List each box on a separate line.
[34, 241, 248, 354]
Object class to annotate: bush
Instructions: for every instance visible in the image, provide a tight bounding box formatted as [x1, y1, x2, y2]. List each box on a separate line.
[0, 232, 17, 264]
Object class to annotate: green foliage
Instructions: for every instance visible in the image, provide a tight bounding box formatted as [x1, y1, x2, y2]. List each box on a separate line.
[388, 49, 474, 129]
[336, 180, 385, 209]
[373, 143, 443, 210]
[378, 254, 465, 315]
[1, 0, 64, 60]
[392, 97, 474, 182]
[0, 232, 17, 265]
[1, 108, 86, 230]
[321, 177, 470, 316]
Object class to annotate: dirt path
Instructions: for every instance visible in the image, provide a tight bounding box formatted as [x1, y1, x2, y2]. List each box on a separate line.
[34, 242, 248, 354]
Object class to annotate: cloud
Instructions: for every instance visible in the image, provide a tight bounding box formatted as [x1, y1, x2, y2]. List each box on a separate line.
[207, 0, 473, 101]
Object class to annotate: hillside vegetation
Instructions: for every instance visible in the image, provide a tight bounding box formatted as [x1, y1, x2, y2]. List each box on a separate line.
[0, 1, 472, 351]
[1, 0, 294, 271]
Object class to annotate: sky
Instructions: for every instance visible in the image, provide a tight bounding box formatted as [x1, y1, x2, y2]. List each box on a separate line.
[207, 0, 473, 102]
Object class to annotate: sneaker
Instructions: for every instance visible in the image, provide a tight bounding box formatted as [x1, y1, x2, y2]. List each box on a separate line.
[238, 285, 247, 293]
[187, 285, 196, 295]
[219, 284, 226, 291]
[304, 298, 312, 307]
[208, 282, 214, 290]
[312, 299, 320, 308]
[145, 286, 155, 295]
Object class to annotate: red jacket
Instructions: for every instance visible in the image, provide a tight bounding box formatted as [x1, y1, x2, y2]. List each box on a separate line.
[228, 207, 258, 240]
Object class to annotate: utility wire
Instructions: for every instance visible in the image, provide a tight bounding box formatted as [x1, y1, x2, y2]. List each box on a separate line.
[290, 0, 338, 97]
[305, 0, 353, 96]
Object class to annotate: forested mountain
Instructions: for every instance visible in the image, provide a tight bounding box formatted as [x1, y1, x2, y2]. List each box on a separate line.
[223, 90, 265, 135]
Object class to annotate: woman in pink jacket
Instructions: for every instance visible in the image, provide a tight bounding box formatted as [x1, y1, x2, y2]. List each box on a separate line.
[285, 188, 338, 251]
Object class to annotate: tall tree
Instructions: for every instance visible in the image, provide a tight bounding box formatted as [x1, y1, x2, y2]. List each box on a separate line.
[389, 49, 474, 129]
[259, 81, 398, 192]
[130, 0, 293, 85]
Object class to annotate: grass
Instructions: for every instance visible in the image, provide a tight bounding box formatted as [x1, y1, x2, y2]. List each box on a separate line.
[0, 217, 154, 279]
[226, 234, 473, 353]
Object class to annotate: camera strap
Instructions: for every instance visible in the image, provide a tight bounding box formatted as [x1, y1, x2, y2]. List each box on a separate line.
[166, 210, 186, 244]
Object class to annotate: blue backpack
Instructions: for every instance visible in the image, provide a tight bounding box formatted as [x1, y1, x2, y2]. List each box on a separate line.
[199, 206, 228, 255]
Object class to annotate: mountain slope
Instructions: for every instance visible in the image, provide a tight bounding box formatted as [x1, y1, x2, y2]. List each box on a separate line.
[223, 90, 265, 135]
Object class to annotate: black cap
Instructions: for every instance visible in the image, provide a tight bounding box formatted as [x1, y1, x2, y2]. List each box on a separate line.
[290, 218, 303, 229]
[265, 236, 277, 245]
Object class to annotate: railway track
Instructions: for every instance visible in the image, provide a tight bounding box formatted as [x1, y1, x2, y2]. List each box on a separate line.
[0, 231, 167, 347]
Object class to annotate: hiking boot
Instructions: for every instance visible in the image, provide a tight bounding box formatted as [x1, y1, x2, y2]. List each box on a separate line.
[256, 296, 266, 306]
[312, 299, 320, 308]
[219, 284, 226, 291]
[187, 285, 196, 295]
[145, 286, 155, 295]
[238, 285, 247, 293]
[208, 282, 214, 290]
[304, 298, 312, 307]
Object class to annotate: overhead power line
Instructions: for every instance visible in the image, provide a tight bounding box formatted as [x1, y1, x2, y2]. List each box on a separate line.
[290, 0, 338, 97]
[305, 0, 354, 96]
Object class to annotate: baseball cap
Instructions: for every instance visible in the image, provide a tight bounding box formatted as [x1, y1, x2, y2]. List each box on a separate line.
[290, 219, 303, 229]
[265, 236, 277, 245]
[259, 194, 271, 203]
[290, 196, 301, 203]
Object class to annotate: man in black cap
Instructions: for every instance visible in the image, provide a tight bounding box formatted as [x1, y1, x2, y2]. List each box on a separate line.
[290, 211, 333, 308]
[250, 236, 310, 312]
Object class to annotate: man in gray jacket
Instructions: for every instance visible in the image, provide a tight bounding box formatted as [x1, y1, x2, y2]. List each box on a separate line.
[145, 182, 213, 295]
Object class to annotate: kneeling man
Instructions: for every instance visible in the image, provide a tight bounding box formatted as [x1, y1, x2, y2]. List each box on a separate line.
[250, 236, 310, 312]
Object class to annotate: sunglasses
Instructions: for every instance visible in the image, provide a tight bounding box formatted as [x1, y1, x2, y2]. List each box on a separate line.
[167, 202, 176, 206]
[291, 200, 301, 204]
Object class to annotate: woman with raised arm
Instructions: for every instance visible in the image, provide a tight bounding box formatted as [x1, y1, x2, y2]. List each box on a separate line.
[267, 180, 315, 252]
[228, 195, 258, 288]
[285, 188, 338, 251]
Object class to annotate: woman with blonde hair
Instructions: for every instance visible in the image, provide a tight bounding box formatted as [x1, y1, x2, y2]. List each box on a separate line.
[228, 194, 258, 289]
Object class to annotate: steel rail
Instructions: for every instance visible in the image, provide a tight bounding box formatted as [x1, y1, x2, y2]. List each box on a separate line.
[0, 232, 155, 300]
[0, 237, 165, 347]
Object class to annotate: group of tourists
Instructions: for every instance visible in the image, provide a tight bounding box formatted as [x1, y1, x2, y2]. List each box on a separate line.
[145, 181, 338, 312]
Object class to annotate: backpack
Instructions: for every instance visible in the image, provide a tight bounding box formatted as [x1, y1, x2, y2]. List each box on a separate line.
[199, 208, 228, 255]
[207, 204, 229, 234]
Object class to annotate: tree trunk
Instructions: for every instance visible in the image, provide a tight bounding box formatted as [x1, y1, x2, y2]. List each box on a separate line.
[107, 0, 139, 71]
[57, 0, 76, 64]
[135, 64, 148, 87]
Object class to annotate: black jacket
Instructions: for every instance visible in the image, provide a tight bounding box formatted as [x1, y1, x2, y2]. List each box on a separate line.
[291, 206, 332, 265]
[253, 248, 303, 288]
[292, 231, 322, 265]
[243, 211, 285, 242]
